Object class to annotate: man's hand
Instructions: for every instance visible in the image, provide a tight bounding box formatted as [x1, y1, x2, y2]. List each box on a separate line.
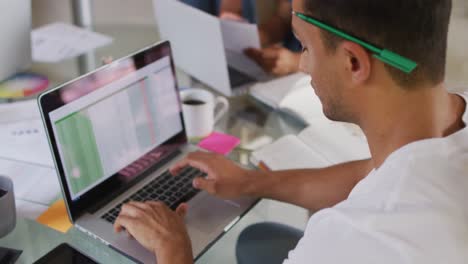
[114, 202, 193, 263]
[245, 46, 300, 76]
[170, 151, 254, 199]
[219, 11, 247, 22]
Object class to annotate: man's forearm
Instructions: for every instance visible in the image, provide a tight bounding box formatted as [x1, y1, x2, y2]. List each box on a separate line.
[246, 159, 373, 211]
[156, 244, 193, 264]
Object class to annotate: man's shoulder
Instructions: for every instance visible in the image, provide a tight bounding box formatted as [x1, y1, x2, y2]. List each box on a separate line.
[337, 138, 468, 214]
[377, 141, 468, 196]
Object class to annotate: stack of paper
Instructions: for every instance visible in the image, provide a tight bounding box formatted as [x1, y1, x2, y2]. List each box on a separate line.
[0, 158, 60, 219]
[32, 22, 113, 63]
[0, 99, 40, 123]
[0, 98, 58, 220]
[0, 119, 54, 167]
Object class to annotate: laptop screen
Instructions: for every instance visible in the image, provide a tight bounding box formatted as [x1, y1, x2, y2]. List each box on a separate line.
[39, 42, 187, 217]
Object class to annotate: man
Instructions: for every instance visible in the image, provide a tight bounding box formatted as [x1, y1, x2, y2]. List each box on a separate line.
[115, 0, 468, 263]
[181, 0, 302, 76]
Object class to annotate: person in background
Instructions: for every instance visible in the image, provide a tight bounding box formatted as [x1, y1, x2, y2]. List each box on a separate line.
[181, 0, 302, 76]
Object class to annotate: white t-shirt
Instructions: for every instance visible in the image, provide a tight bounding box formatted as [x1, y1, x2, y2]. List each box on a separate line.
[285, 92, 468, 264]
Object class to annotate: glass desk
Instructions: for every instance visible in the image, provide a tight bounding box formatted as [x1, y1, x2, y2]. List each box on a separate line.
[0, 24, 308, 263]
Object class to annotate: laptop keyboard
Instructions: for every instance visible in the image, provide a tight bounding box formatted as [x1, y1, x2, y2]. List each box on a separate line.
[101, 166, 205, 224]
[228, 66, 256, 88]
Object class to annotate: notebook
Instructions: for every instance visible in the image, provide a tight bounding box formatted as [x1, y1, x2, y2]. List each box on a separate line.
[249, 73, 324, 125]
[250, 118, 371, 171]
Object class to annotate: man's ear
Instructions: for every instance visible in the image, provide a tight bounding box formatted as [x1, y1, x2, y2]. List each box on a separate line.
[340, 41, 372, 84]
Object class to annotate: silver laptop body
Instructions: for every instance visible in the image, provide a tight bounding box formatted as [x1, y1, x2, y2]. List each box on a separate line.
[153, 0, 270, 97]
[38, 41, 258, 263]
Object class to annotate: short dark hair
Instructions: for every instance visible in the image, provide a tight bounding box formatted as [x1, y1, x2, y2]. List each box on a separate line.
[303, 0, 452, 88]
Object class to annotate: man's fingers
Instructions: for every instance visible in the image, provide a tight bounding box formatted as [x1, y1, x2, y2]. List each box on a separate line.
[176, 203, 188, 218]
[272, 64, 284, 76]
[219, 12, 246, 22]
[264, 59, 278, 72]
[169, 158, 190, 175]
[245, 48, 278, 72]
[114, 215, 135, 233]
[147, 200, 167, 209]
[193, 177, 216, 193]
[170, 152, 212, 176]
[244, 48, 261, 57]
[127, 201, 151, 210]
[262, 48, 280, 59]
[244, 48, 263, 64]
[121, 202, 147, 218]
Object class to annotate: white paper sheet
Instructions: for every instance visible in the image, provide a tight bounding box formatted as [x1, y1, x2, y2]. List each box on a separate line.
[280, 81, 324, 125]
[250, 134, 329, 170]
[298, 119, 371, 165]
[15, 199, 49, 220]
[220, 20, 260, 53]
[250, 118, 371, 171]
[0, 159, 60, 205]
[32, 22, 113, 63]
[0, 119, 54, 167]
[220, 20, 269, 78]
[0, 99, 41, 124]
[249, 73, 307, 108]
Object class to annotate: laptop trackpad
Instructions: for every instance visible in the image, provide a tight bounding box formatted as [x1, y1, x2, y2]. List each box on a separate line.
[186, 193, 240, 234]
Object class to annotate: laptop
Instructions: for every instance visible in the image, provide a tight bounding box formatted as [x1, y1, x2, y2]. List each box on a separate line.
[153, 0, 271, 97]
[38, 41, 258, 263]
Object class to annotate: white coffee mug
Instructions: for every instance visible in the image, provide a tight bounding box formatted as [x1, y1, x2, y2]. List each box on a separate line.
[180, 89, 229, 139]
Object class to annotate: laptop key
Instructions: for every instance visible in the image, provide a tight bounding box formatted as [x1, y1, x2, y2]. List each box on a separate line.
[150, 183, 160, 190]
[169, 191, 199, 210]
[101, 167, 206, 223]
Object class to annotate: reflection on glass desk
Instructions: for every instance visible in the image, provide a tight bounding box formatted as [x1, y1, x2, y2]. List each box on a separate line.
[0, 24, 308, 263]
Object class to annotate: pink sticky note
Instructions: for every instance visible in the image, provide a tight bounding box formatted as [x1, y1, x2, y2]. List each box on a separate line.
[198, 132, 241, 155]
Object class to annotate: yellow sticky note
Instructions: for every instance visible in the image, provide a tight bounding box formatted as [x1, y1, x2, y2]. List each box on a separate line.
[37, 199, 72, 233]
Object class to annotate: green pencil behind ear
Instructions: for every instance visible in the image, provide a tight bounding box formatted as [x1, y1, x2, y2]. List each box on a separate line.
[292, 11, 418, 74]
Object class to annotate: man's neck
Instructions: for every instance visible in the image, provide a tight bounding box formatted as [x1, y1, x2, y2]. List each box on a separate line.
[359, 84, 466, 169]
